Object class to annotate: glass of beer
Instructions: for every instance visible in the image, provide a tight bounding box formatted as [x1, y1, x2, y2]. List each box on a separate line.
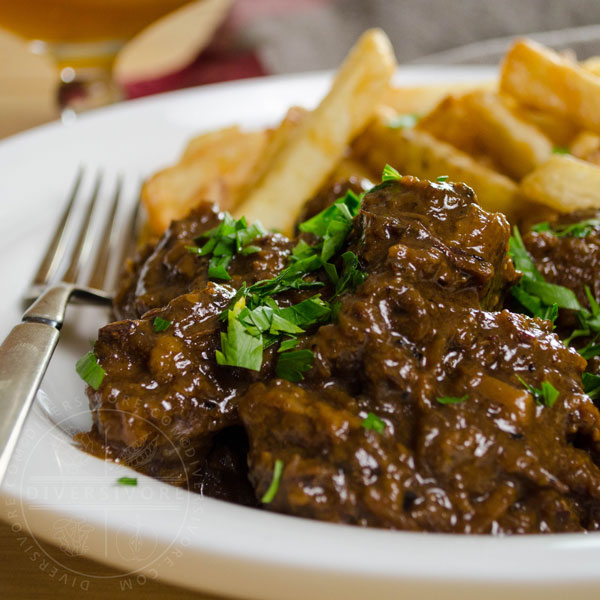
[0, 0, 193, 112]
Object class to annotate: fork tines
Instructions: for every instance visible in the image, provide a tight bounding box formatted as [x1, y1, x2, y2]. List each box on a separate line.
[26, 170, 141, 303]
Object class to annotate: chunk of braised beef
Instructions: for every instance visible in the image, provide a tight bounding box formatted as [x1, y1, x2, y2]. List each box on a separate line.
[114, 202, 294, 320]
[90, 282, 277, 495]
[239, 178, 600, 533]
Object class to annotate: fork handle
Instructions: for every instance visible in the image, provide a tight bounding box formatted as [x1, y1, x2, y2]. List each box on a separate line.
[0, 285, 72, 484]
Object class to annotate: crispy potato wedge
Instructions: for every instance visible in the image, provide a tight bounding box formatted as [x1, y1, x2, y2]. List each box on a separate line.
[461, 91, 553, 180]
[235, 28, 396, 233]
[500, 39, 600, 134]
[143, 127, 268, 234]
[381, 79, 494, 116]
[570, 130, 600, 165]
[512, 105, 579, 148]
[330, 156, 377, 183]
[236, 106, 309, 199]
[520, 154, 600, 212]
[354, 117, 521, 219]
[582, 56, 600, 77]
[417, 93, 489, 159]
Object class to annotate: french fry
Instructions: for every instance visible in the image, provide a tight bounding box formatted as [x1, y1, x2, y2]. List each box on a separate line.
[381, 79, 494, 116]
[235, 28, 396, 233]
[142, 127, 268, 234]
[330, 156, 377, 183]
[512, 105, 578, 148]
[461, 91, 553, 180]
[236, 106, 309, 198]
[500, 39, 600, 134]
[417, 94, 488, 159]
[569, 130, 600, 165]
[354, 117, 521, 219]
[520, 154, 600, 212]
[582, 56, 600, 77]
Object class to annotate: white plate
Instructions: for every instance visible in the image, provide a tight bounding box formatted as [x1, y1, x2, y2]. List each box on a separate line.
[2, 67, 600, 600]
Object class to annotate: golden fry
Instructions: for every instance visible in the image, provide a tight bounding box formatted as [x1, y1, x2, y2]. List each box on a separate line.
[417, 94, 489, 159]
[461, 91, 553, 180]
[569, 131, 600, 165]
[500, 39, 600, 134]
[142, 127, 267, 235]
[381, 79, 494, 116]
[520, 154, 600, 212]
[354, 118, 521, 219]
[235, 28, 396, 233]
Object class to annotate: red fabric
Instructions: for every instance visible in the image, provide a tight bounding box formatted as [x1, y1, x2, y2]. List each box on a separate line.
[124, 49, 266, 99]
[121, 0, 336, 99]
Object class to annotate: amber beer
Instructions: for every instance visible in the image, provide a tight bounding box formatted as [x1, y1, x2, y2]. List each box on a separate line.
[0, 0, 191, 44]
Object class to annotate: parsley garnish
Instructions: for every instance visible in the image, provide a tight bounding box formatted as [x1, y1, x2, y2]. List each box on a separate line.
[387, 113, 420, 129]
[580, 337, 600, 360]
[516, 375, 559, 408]
[76, 351, 105, 390]
[381, 164, 402, 182]
[275, 349, 314, 382]
[509, 226, 581, 323]
[564, 287, 600, 348]
[152, 317, 171, 333]
[186, 213, 266, 281]
[116, 477, 137, 486]
[278, 337, 300, 352]
[261, 459, 284, 503]
[436, 395, 468, 405]
[216, 297, 264, 371]
[298, 189, 362, 261]
[552, 146, 570, 155]
[361, 412, 385, 433]
[583, 372, 600, 400]
[436, 175, 449, 182]
[326, 251, 368, 299]
[215, 190, 367, 380]
[531, 218, 600, 239]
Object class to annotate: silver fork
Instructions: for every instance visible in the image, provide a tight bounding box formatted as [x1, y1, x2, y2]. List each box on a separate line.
[0, 170, 139, 484]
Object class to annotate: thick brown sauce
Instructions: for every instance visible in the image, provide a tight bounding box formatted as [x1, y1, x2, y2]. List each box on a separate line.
[81, 176, 600, 534]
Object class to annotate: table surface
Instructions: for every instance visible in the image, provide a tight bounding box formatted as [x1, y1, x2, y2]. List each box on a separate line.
[0, 26, 222, 599]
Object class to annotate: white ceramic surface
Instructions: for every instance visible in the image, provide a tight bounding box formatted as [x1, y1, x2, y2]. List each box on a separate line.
[2, 67, 599, 600]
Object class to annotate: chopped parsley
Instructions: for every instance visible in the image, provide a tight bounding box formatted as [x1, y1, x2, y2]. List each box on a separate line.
[532, 218, 600, 239]
[509, 226, 581, 323]
[436, 395, 468, 405]
[278, 337, 300, 352]
[516, 375, 559, 408]
[275, 349, 315, 382]
[583, 372, 600, 400]
[76, 351, 105, 390]
[436, 175, 449, 182]
[512, 225, 600, 356]
[387, 113, 420, 129]
[116, 477, 137, 486]
[186, 213, 266, 281]
[152, 317, 171, 333]
[327, 251, 368, 299]
[361, 412, 385, 433]
[215, 190, 367, 381]
[563, 287, 600, 350]
[298, 189, 362, 261]
[261, 459, 284, 503]
[216, 297, 264, 371]
[552, 146, 570, 155]
[381, 163, 402, 182]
